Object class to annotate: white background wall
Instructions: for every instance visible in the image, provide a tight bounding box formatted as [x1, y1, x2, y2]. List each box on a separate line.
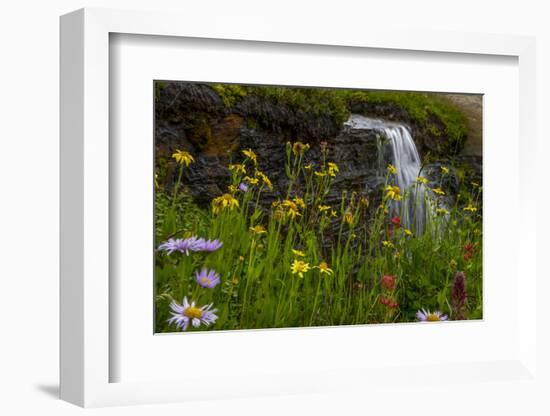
[0, 1, 547, 414]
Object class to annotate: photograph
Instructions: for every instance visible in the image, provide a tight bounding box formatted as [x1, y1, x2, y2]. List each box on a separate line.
[153, 81, 483, 333]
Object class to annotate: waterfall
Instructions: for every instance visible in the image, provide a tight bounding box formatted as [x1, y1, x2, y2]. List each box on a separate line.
[344, 114, 432, 234]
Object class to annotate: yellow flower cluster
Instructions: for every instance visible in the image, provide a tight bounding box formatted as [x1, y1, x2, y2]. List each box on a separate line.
[387, 164, 397, 175]
[293, 196, 306, 209]
[212, 193, 239, 214]
[243, 175, 259, 185]
[327, 162, 339, 177]
[432, 187, 445, 196]
[385, 185, 401, 201]
[382, 240, 395, 249]
[314, 161, 339, 178]
[273, 199, 302, 220]
[463, 204, 477, 212]
[228, 163, 246, 174]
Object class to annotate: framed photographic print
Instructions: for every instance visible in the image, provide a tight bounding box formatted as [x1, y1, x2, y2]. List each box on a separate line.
[60, 7, 540, 409]
[152, 81, 482, 334]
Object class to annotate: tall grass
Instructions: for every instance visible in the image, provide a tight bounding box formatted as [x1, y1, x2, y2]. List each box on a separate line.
[155, 144, 482, 332]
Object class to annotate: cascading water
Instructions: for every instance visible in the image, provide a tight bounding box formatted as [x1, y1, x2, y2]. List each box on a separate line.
[344, 114, 432, 234]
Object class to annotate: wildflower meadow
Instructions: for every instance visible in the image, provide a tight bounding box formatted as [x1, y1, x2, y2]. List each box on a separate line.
[155, 140, 482, 332]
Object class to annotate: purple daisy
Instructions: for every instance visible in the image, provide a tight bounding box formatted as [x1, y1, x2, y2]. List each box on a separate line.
[195, 267, 221, 288]
[196, 238, 223, 253]
[416, 309, 448, 322]
[167, 297, 218, 331]
[158, 236, 203, 255]
[238, 182, 249, 192]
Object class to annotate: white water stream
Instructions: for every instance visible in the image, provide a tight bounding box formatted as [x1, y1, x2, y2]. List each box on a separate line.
[344, 114, 432, 233]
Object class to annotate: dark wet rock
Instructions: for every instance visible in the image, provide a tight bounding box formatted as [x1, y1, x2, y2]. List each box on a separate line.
[233, 95, 341, 140]
[155, 82, 480, 231]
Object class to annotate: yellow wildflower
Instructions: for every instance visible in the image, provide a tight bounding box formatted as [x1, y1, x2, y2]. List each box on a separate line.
[441, 166, 449, 174]
[290, 259, 310, 278]
[292, 249, 306, 257]
[318, 205, 331, 213]
[463, 204, 477, 212]
[242, 148, 257, 164]
[304, 164, 313, 170]
[282, 199, 301, 219]
[228, 163, 246, 174]
[244, 176, 259, 185]
[172, 149, 194, 166]
[292, 141, 310, 155]
[249, 225, 267, 235]
[436, 208, 450, 215]
[432, 187, 445, 196]
[359, 197, 370, 208]
[327, 162, 339, 177]
[387, 164, 397, 175]
[331, 210, 338, 217]
[212, 193, 239, 214]
[314, 171, 327, 178]
[343, 211, 354, 225]
[385, 185, 401, 201]
[287, 206, 301, 219]
[256, 171, 273, 190]
[228, 184, 238, 194]
[293, 196, 306, 209]
[416, 176, 428, 184]
[317, 261, 334, 275]
[382, 240, 394, 249]
[231, 276, 240, 285]
[403, 229, 413, 237]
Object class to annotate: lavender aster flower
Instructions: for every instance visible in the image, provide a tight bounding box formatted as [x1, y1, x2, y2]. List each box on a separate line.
[158, 236, 203, 255]
[416, 309, 448, 322]
[238, 182, 249, 192]
[196, 238, 223, 253]
[167, 297, 218, 331]
[195, 267, 221, 288]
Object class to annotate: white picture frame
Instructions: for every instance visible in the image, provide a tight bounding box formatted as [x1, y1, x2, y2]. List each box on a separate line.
[60, 7, 539, 408]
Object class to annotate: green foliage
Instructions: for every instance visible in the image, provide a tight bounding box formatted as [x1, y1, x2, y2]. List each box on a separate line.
[154, 146, 482, 332]
[208, 84, 469, 153]
[338, 90, 469, 151]
[211, 84, 248, 107]
[155, 188, 208, 242]
[211, 83, 350, 126]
